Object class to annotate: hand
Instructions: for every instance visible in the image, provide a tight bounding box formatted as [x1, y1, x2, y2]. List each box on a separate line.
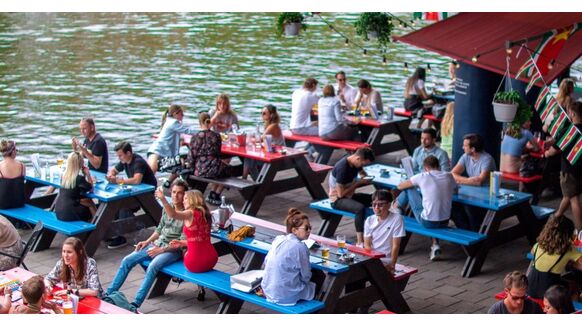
[135, 241, 148, 251]
[168, 239, 182, 249]
[82, 166, 90, 176]
[53, 289, 69, 297]
[43, 300, 63, 314]
[154, 189, 165, 201]
[3, 286, 12, 297]
[71, 137, 79, 150]
[147, 245, 165, 258]
[106, 175, 116, 183]
[115, 177, 125, 185]
[385, 263, 395, 274]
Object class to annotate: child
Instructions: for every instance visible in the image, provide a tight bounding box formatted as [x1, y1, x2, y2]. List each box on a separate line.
[9, 275, 62, 314]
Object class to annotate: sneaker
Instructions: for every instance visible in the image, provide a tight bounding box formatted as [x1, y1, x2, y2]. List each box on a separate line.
[429, 244, 441, 261]
[107, 236, 128, 249]
[207, 192, 222, 206]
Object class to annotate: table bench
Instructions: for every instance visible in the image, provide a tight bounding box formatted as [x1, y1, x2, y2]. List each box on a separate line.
[283, 130, 369, 164]
[141, 260, 325, 314]
[530, 205, 555, 221]
[309, 199, 486, 252]
[422, 114, 442, 123]
[501, 172, 544, 204]
[185, 174, 262, 200]
[0, 205, 96, 249]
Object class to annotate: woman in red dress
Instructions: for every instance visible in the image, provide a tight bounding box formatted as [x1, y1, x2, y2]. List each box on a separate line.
[155, 189, 218, 273]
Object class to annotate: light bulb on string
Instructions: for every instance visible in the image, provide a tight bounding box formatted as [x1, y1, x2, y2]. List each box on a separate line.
[547, 59, 555, 70]
[382, 56, 387, 65]
[506, 47, 513, 55]
[472, 54, 480, 63]
[453, 60, 460, 69]
[404, 62, 409, 72]
[363, 49, 367, 57]
[427, 63, 432, 72]
[410, 20, 415, 27]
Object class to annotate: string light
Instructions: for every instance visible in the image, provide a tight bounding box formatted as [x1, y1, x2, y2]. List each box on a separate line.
[382, 55, 387, 65]
[345, 38, 349, 45]
[453, 60, 460, 69]
[363, 49, 368, 56]
[472, 54, 480, 63]
[427, 63, 432, 72]
[404, 62, 409, 72]
[548, 59, 555, 70]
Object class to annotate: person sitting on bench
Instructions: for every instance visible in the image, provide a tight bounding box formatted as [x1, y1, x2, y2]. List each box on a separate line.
[290, 77, 320, 136]
[9, 275, 62, 314]
[328, 147, 375, 246]
[318, 84, 358, 141]
[396, 155, 457, 261]
[488, 271, 542, 314]
[0, 139, 25, 210]
[106, 179, 188, 310]
[364, 190, 405, 273]
[261, 208, 323, 306]
[55, 152, 96, 222]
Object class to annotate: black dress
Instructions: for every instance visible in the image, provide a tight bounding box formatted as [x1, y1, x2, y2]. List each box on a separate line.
[55, 175, 93, 222]
[0, 163, 25, 209]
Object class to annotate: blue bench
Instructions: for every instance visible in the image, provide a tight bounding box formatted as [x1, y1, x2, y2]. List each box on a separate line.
[531, 205, 555, 221]
[0, 205, 96, 236]
[310, 199, 486, 246]
[142, 260, 325, 314]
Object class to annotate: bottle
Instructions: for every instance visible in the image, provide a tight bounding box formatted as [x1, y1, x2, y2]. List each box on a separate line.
[44, 161, 50, 180]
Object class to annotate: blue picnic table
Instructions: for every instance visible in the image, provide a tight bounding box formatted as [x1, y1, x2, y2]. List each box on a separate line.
[362, 164, 544, 277]
[24, 169, 161, 256]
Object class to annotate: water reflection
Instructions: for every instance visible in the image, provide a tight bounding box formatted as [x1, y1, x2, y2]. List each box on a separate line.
[0, 13, 528, 161]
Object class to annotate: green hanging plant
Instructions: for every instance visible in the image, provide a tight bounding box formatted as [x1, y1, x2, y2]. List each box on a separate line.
[354, 12, 394, 50]
[275, 12, 307, 37]
[495, 91, 532, 138]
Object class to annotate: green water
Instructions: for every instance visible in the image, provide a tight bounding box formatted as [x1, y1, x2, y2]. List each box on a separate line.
[0, 13, 500, 159]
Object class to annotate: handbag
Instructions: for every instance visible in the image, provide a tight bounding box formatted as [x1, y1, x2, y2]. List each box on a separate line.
[519, 156, 541, 177]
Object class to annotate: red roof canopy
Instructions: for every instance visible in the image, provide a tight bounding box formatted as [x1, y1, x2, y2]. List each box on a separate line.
[395, 13, 582, 85]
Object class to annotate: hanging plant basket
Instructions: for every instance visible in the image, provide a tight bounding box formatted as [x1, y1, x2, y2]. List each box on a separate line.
[284, 22, 302, 36]
[275, 13, 307, 37]
[492, 102, 518, 122]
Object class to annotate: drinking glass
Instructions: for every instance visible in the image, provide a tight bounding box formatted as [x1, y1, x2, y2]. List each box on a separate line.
[336, 235, 346, 254]
[57, 152, 64, 168]
[62, 301, 73, 314]
[321, 246, 330, 260]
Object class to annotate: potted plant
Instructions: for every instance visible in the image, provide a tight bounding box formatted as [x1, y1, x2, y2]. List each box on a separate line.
[276, 12, 306, 37]
[492, 90, 521, 122]
[354, 12, 394, 50]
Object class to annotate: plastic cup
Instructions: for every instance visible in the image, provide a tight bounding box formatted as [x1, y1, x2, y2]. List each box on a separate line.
[321, 247, 330, 260]
[62, 301, 73, 314]
[337, 235, 346, 254]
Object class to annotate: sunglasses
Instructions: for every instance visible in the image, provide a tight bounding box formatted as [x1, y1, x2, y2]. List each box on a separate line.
[507, 291, 527, 301]
[372, 202, 389, 208]
[297, 225, 312, 231]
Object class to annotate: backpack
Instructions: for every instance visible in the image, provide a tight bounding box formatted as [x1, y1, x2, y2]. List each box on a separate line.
[102, 291, 138, 313]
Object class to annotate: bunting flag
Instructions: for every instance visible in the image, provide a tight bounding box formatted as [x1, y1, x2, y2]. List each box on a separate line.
[539, 97, 557, 123]
[516, 58, 534, 79]
[557, 124, 579, 150]
[532, 23, 581, 77]
[534, 87, 550, 111]
[413, 12, 448, 21]
[548, 110, 568, 138]
[566, 136, 582, 165]
[525, 70, 543, 94]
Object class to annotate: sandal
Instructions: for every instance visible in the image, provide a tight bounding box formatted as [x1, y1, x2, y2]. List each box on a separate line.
[197, 287, 206, 301]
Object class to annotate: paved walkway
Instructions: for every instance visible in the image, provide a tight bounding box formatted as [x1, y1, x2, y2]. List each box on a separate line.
[20, 149, 564, 314]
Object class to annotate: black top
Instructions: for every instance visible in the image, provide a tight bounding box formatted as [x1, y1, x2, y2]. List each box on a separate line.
[332, 156, 359, 185]
[84, 133, 108, 173]
[55, 175, 93, 222]
[0, 164, 25, 209]
[114, 154, 157, 187]
[552, 123, 582, 174]
[487, 299, 543, 314]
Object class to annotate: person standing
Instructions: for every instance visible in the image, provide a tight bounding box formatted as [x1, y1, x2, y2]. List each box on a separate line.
[72, 118, 108, 173]
[328, 147, 376, 246]
[290, 77, 320, 136]
[105, 141, 157, 249]
[106, 180, 188, 310]
[487, 271, 543, 314]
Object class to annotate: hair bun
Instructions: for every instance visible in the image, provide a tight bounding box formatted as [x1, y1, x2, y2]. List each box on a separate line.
[288, 208, 301, 216]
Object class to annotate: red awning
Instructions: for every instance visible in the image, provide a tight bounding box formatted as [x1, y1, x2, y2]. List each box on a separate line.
[395, 13, 582, 85]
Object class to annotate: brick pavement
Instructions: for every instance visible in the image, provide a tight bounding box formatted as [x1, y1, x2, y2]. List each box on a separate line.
[18, 149, 565, 314]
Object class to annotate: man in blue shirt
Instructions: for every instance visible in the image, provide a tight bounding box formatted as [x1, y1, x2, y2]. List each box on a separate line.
[450, 133, 496, 231]
[412, 128, 450, 172]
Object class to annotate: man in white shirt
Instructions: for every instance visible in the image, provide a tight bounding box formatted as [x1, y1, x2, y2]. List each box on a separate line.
[290, 77, 320, 136]
[397, 155, 457, 261]
[335, 71, 357, 110]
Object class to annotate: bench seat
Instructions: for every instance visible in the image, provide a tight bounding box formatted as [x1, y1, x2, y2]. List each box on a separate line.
[283, 131, 369, 151]
[422, 114, 442, 123]
[501, 172, 543, 184]
[310, 199, 486, 246]
[394, 108, 413, 118]
[0, 205, 96, 236]
[142, 260, 324, 314]
[308, 162, 333, 174]
[186, 175, 261, 192]
[531, 205, 555, 221]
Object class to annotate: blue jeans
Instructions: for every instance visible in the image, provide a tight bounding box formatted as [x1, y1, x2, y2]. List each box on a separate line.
[106, 245, 182, 307]
[398, 189, 424, 223]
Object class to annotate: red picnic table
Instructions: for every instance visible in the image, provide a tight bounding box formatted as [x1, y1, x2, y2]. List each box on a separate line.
[1, 267, 133, 314]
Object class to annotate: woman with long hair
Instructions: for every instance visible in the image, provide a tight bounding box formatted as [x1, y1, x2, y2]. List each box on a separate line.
[54, 152, 96, 221]
[543, 285, 575, 314]
[188, 112, 231, 205]
[242, 104, 285, 179]
[404, 67, 433, 127]
[440, 102, 455, 158]
[0, 139, 25, 209]
[527, 215, 582, 299]
[500, 120, 540, 174]
[556, 78, 575, 110]
[261, 208, 318, 306]
[147, 104, 197, 178]
[210, 93, 239, 133]
[45, 237, 103, 297]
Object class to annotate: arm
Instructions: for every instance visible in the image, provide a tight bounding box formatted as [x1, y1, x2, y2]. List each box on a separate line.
[388, 237, 402, 272]
[297, 246, 312, 284]
[334, 180, 369, 199]
[106, 167, 119, 183]
[135, 230, 161, 251]
[44, 261, 62, 291]
[155, 189, 192, 221]
[455, 170, 489, 186]
[397, 179, 414, 191]
[544, 145, 561, 157]
[79, 145, 103, 171]
[121, 173, 143, 185]
[440, 151, 451, 172]
[1, 287, 12, 314]
[363, 236, 373, 251]
[79, 259, 101, 297]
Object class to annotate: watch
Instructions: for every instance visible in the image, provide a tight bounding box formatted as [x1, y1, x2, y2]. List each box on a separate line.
[75, 289, 80, 296]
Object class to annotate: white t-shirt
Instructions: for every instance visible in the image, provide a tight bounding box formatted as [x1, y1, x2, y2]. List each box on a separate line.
[364, 213, 406, 264]
[335, 83, 357, 108]
[407, 80, 425, 96]
[410, 170, 457, 222]
[290, 88, 320, 129]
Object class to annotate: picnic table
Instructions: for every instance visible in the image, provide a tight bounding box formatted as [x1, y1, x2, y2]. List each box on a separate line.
[363, 164, 545, 277]
[1, 267, 134, 314]
[24, 170, 161, 257]
[208, 212, 417, 313]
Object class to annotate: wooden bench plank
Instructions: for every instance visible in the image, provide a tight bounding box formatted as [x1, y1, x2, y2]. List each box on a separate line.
[530, 205, 555, 221]
[308, 162, 333, 173]
[143, 260, 324, 314]
[283, 131, 369, 151]
[186, 175, 261, 191]
[0, 205, 96, 235]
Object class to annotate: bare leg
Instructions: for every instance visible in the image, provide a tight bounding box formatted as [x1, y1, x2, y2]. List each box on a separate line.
[147, 154, 159, 174]
[356, 232, 364, 245]
[80, 198, 97, 218]
[555, 196, 571, 217]
[569, 196, 582, 229]
[44, 186, 56, 196]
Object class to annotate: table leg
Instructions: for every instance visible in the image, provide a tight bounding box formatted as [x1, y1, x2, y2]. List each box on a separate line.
[313, 145, 333, 165]
[136, 193, 162, 227]
[315, 272, 350, 314]
[316, 212, 342, 238]
[84, 201, 122, 257]
[394, 120, 419, 155]
[461, 210, 499, 278]
[30, 229, 57, 252]
[364, 259, 411, 313]
[240, 163, 277, 216]
[216, 250, 264, 314]
[293, 156, 328, 200]
[516, 203, 542, 244]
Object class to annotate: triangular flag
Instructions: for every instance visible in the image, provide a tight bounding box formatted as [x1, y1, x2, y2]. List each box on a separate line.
[532, 23, 581, 77]
[557, 124, 579, 150]
[534, 87, 550, 111]
[549, 110, 568, 138]
[566, 135, 582, 165]
[526, 70, 543, 94]
[540, 97, 557, 123]
[516, 58, 534, 79]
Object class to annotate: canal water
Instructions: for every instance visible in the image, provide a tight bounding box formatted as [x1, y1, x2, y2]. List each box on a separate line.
[0, 13, 578, 161]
